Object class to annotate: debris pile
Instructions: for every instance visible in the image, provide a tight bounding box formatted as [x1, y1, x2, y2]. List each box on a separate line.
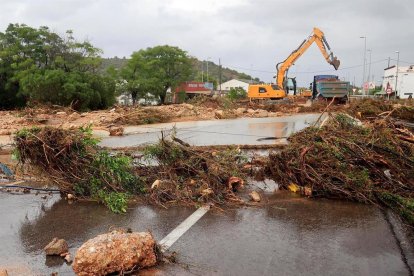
[138, 135, 247, 207]
[72, 230, 158, 276]
[348, 98, 414, 121]
[266, 113, 414, 225]
[14, 126, 143, 212]
[115, 107, 171, 125]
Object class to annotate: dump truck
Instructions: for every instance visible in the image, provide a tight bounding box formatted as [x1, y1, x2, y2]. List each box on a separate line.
[312, 75, 350, 102]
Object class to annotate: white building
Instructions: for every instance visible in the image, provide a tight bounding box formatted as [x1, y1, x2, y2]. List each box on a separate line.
[220, 79, 251, 92]
[382, 65, 414, 99]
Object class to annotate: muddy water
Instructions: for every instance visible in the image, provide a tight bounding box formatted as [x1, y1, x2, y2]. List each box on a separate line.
[0, 191, 410, 275]
[100, 113, 322, 148]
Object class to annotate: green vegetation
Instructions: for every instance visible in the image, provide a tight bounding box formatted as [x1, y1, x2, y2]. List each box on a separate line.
[227, 87, 247, 100]
[14, 126, 144, 213]
[0, 24, 116, 110]
[122, 45, 192, 104]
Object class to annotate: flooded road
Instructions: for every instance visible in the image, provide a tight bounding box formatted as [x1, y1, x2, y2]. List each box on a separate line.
[100, 113, 322, 148]
[0, 191, 410, 275]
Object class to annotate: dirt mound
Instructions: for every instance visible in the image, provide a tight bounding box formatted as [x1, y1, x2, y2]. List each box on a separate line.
[266, 114, 414, 225]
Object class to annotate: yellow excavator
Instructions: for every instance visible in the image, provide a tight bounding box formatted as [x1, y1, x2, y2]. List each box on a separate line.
[248, 27, 340, 99]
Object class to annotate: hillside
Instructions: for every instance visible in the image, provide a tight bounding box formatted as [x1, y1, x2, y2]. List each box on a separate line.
[101, 57, 260, 83]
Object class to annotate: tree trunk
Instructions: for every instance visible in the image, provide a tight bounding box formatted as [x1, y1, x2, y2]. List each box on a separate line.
[159, 90, 167, 105]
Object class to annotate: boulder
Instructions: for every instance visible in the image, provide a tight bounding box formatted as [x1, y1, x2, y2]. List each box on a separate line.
[109, 126, 124, 136]
[44, 238, 69, 256]
[56, 111, 67, 116]
[72, 230, 157, 276]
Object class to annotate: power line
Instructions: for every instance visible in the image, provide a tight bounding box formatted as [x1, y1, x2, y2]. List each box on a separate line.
[223, 58, 388, 75]
[389, 58, 414, 65]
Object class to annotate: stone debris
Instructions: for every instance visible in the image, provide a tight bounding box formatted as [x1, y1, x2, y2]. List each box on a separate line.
[249, 191, 261, 202]
[44, 238, 69, 256]
[109, 126, 124, 136]
[72, 230, 157, 276]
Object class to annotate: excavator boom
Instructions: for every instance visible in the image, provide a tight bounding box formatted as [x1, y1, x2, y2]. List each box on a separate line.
[248, 27, 340, 100]
[276, 27, 340, 90]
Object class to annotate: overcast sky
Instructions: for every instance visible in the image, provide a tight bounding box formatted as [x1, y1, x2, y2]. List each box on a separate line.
[1, 0, 413, 86]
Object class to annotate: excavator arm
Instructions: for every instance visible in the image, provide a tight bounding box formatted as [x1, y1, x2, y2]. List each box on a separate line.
[275, 27, 340, 90]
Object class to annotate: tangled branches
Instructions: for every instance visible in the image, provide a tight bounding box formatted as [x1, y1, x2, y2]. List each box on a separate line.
[137, 134, 248, 208]
[14, 126, 143, 213]
[267, 113, 414, 225]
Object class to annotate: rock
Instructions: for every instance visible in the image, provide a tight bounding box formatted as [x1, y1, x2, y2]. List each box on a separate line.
[249, 191, 261, 202]
[247, 108, 255, 114]
[256, 110, 269, 117]
[0, 269, 8, 276]
[151, 179, 161, 189]
[67, 194, 75, 200]
[56, 111, 67, 116]
[215, 110, 224, 119]
[44, 238, 69, 256]
[72, 230, 157, 276]
[235, 107, 247, 115]
[109, 126, 124, 136]
[64, 254, 72, 263]
[109, 108, 116, 113]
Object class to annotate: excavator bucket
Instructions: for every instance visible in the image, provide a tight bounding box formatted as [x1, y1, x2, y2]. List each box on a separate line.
[331, 56, 340, 70]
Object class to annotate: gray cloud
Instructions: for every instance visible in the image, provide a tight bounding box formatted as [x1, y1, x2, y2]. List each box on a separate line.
[1, 0, 413, 86]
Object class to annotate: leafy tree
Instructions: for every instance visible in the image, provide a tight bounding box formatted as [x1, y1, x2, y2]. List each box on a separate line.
[227, 87, 247, 100]
[123, 45, 192, 104]
[0, 23, 115, 110]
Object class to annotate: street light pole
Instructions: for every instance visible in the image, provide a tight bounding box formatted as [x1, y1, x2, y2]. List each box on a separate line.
[395, 51, 400, 98]
[360, 36, 367, 95]
[367, 49, 372, 94]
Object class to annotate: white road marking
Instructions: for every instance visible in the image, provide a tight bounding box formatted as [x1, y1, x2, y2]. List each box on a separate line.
[159, 205, 210, 252]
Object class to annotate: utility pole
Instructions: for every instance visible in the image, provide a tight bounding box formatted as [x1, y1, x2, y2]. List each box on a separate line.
[219, 58, 222, 95]
[206, 57, 211, 82]
[367, 49, 372, 94]
[395, 51, 400, 98]
[360, 36, 367, 95]
[201, 63, 204, 82]
[387, 57, 390, 68]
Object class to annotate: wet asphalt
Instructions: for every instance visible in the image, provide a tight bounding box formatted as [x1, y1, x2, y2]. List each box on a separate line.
[0, 190, 411, 275]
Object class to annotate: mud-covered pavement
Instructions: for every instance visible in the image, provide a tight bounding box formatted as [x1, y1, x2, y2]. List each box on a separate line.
[0, 190, 411, 275]
[100, 113, 322, 148]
